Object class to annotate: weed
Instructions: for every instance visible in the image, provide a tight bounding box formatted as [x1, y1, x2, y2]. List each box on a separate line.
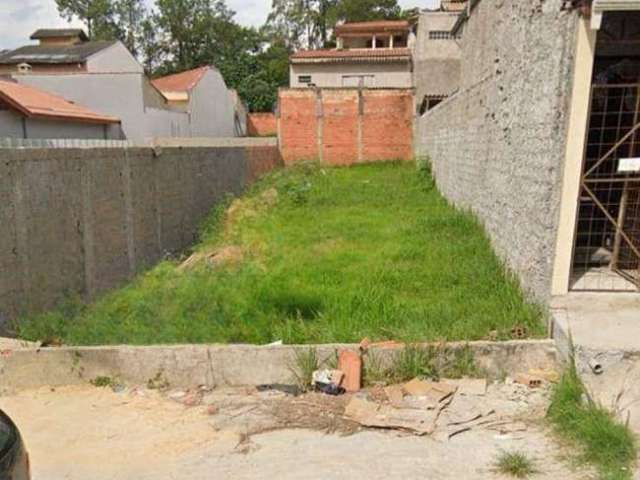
[147, 370, 170, 390]
[362, 350, 388, 386]
[289, 348, 319, 392]
[547, 361, 636, 480]
[18, 162, 544, 345]
[369, 344, 483, 385]
[91, 376, 115, 388]
[494, 450, 537, 478]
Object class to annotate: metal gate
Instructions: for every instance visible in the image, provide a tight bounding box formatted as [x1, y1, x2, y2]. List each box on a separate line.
[571, 84, 640, 291]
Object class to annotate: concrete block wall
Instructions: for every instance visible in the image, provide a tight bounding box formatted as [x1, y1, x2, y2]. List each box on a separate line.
[247, 113, 277, 137]
[278, 88, 414, 166]
[0, 141, 282, 324]
[415, 0, 580, 301]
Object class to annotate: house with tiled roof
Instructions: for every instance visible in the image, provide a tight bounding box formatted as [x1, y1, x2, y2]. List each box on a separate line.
[289, 20, 414, 88]
[151, 66, 246, 137]
[0, 79, 122, 139]
[1, 29, 244, 139]
[0, 29, 141, 75]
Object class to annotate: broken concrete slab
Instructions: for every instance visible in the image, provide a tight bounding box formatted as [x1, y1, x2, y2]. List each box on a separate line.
[440, 378, 487, 396]
[344, 396, 440, 435]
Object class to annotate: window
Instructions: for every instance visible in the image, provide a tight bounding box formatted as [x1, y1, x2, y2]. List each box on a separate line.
[429, 30, 452, 40]
[298, 75, 312, 84]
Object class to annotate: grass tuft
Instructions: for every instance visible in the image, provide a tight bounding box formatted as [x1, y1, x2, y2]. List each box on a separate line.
[494, 450, 537, 478]
[289, 348, 319, 392]
[18, 162, 544, 345]
[547, 362, 636, 480]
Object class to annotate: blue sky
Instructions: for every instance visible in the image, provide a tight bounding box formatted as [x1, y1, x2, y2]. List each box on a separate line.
[1, 0, 440, 50]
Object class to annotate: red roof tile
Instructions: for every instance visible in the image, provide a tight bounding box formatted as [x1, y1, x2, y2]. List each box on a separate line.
[0, 80, 119, 124]
[290, 47, 411, 62]
[335, 20, 410, 35]
[151, 66, 209, 93]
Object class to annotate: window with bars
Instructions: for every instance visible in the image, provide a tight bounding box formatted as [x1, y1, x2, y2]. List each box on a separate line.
[298, 75, 312, 84]
[429, 30, 452, 40]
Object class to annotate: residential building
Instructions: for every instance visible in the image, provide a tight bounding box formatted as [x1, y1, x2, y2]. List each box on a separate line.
[0, 29, 243, 140]
[151, 66, 246, 137]
[289, 21, 414, 88]
[413, 1, 465, 113]
[0, 79, 122, 139]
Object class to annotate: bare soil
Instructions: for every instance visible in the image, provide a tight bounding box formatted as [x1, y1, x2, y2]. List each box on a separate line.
[0, 381, 594, 479]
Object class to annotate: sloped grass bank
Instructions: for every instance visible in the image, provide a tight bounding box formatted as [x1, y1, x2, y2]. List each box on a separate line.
[19, 162, 544, 345]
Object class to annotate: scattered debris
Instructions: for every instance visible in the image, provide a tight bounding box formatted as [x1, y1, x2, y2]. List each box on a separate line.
[514, 374, 543, 389]
[256, 384, 301, 396]
[344, 396, 439, 435]
[263, 340, 283, 347]
[312, 369, 346, 396]
[338, 351, 362, 393]
[403, 378, 457, 403]
[510, 325, 529, 339]
[442, 378, 487, 396]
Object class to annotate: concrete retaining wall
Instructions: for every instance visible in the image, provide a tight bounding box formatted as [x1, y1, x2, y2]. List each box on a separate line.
[278, 88, 414, 165]
[0, 140, 282, 324]
[0, 340, 559, 393]
[414, 0, 579, 301]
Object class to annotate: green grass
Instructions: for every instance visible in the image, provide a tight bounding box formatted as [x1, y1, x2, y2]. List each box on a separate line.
[18, 161, 544, 345]
[494, 450, 538, 478]
[547, 362, 637, 480]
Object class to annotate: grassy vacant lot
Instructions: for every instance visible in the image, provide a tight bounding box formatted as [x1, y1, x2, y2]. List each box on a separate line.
[19, 162, 544, 345]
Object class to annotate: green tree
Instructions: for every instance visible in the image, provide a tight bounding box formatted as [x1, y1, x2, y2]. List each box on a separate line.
[55, 0, 118, 39]
[330, 0, 402, 23]
[112, 0, 147, 56]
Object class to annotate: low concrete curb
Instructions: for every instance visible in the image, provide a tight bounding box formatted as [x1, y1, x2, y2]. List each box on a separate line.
[0, 340, 559, 394]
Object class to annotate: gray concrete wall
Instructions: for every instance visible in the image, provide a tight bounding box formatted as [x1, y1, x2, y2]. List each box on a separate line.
[289, 62, 412, 88]
[415, 0, 580, 301]
[0, 340, 559, 392]
[0, 141, 282, 324]
[413, 11, 461, 101]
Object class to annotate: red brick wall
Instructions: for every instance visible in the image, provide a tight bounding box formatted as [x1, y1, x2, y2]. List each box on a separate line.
[279, 90, 319, 163]
[247, 113, 277, 137]
[278, 88, 414, 166]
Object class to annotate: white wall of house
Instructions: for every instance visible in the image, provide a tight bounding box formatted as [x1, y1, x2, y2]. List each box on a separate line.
[290, 61, 412, 88]
[15, 73, 191, 140]
[188, 68, 237, 137]
[413, 11, 462, 100]
[85, 41, 144, 74]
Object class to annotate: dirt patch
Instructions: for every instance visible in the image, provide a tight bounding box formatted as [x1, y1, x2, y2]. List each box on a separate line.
[0, 381, 592, 480]
[178, 245, 244, 271]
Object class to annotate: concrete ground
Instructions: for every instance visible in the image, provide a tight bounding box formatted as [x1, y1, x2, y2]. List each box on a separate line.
[0, 383, 591, 480]
[552, 292, 640, 435]
[551, 293, 640, 351]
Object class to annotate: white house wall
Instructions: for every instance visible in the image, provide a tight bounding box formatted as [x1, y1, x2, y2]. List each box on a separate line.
[189, 69, 237, 137]
[14, 74, 190, 140]
[289, 62, 412, 88]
